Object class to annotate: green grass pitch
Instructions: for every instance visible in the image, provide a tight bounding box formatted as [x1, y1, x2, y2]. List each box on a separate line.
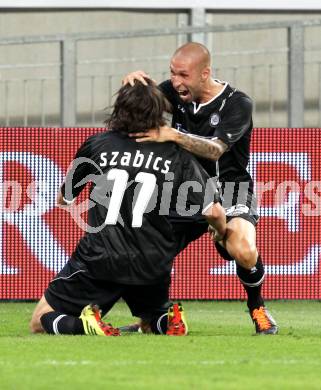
[1, 301, 321, 389]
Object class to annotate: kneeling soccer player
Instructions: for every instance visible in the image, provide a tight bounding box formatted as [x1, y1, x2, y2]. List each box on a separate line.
[30, 80, 226, 336]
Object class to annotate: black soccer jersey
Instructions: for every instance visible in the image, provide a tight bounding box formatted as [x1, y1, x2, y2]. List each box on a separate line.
[61, 130, 218, 285]
[159, 79, 254, 193]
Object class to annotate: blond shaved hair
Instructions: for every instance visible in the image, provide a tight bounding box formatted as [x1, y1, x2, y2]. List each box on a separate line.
[172, 42, 211, 69]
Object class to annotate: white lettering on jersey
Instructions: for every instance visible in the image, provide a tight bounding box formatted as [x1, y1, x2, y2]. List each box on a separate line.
[99, 150, 172, 175]
[161, 160, 172, 174]
[104, 168, 157, 227]
[100, 152, 108, 167]
[109, 151, 119, 166]
[120, 152, 131, 166]
[153, 157, 162, 171]
[132, 150, 144, 167]
[144, 152, 154, 169]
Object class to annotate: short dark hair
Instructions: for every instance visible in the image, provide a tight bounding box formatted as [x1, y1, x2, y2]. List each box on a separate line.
[106, 79, 169, 133]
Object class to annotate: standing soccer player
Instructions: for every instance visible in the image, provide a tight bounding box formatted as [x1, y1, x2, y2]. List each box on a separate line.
[123, 42, 278, 335]
[30, 79, 226, 336]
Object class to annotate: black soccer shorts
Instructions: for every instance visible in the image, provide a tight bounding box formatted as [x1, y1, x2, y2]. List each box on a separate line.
[44, 259, 171, 319]
[170, 192, 259, 261]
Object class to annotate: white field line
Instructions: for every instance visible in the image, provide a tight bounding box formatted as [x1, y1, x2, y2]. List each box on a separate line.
[0, 359, 320, 367]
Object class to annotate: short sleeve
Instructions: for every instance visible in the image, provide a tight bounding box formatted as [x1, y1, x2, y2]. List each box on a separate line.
[214, 95, 252, 149]
[158, 80, 177, 108]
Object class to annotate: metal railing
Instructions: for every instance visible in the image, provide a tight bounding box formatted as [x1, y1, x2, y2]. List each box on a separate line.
[1, 18, 321, 127]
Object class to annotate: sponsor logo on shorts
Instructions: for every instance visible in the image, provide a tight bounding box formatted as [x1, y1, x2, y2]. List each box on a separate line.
[225, 204, 250, 216]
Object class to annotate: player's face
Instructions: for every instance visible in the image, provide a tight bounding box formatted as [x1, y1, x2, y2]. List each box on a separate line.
[170, 56, 204, 102]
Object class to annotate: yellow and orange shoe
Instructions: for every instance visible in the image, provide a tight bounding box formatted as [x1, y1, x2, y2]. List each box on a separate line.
[250, 306, 278, 335]
[166, 302, 188, 336]
[80, 304, 121, 336]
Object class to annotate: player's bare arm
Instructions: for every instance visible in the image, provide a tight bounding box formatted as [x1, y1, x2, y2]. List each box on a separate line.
[173, 130, 228, 161]
[130, 125, 228, 161]
[203, 202, 226, 242]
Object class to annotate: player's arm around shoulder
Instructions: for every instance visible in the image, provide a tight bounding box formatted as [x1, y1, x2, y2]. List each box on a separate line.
[130, 125, 228, 161]
[172, 131, 228, 161]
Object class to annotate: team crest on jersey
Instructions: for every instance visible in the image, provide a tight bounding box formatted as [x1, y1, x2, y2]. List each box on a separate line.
[209, 113, 220, 127]
[178, 104, 186, 113]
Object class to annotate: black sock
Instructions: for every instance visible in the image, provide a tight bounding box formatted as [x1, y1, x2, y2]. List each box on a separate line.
[236, 255, 265, 311]
[149, 313, 168, 335]
[40, 311, 84, 335]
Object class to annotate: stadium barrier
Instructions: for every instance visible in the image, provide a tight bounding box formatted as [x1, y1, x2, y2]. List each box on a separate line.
[1, 127, 320, 300]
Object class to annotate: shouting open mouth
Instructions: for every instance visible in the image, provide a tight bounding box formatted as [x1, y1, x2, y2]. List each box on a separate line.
[177, 88, 192, 100]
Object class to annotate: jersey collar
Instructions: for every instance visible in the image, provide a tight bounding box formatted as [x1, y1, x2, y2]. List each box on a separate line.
[192, 79, 228, 114]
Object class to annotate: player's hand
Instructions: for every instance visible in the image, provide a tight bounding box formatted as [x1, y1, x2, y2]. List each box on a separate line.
[129, 126, 176, 143]
[122, 70, 155, 87]
[208, 225, 225, 244]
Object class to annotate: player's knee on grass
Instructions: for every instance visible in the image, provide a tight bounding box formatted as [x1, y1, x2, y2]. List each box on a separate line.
[30, 307, 53, 333]
[30, 295, 55, 334]
[30, 316, 45, 334]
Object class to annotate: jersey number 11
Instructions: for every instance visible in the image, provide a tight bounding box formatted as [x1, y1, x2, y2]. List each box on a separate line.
[105, 168, 157, 228]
